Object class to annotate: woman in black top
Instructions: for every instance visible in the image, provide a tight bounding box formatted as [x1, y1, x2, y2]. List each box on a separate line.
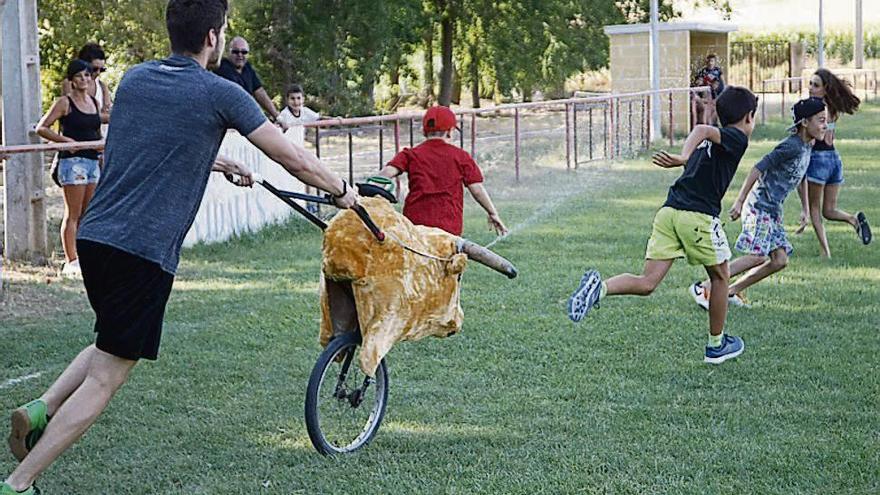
[36, 59, 104, 277]
[804, 68, 871, 257]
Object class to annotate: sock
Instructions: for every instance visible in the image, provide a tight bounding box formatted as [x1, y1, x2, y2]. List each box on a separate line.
[708, 333, 723, 348]
[599, 281, 607, 299]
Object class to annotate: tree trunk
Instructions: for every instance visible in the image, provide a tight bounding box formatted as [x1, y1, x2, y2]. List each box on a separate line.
[438, 12, 455, 106]
[451, 67, 461, 105]
[470, 42, 480, 108]
[422, 27, 435, 108]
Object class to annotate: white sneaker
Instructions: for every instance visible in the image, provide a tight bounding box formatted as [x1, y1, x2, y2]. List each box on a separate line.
[688, 282, 709, 311]
[61, 259, 82, 279]
[728, 292, 750, 308]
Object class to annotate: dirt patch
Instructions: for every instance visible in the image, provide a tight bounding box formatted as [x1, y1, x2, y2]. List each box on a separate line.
[0, 261, 90, 323]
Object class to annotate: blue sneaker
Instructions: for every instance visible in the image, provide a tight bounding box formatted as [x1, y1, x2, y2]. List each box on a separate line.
[704, 334, 745, 364]
[567, 269, 603, 322]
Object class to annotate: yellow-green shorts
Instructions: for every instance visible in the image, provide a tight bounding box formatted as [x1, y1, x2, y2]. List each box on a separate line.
[645, 207, 731, 266]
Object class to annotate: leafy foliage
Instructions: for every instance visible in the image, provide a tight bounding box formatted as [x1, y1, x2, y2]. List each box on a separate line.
[34, 0, 735, 115]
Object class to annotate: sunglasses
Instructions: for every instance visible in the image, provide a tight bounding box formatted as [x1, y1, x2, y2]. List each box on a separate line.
[809, 81, 822, 87]
[90, 66, 106, 74]
[231, 49, 249, 55]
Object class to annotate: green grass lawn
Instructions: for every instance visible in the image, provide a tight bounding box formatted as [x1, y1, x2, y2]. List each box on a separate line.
[2, 104, 878, 494]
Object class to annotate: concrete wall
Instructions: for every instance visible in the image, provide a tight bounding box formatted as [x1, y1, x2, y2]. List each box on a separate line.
[608, 30, 692, 137]
[182, 126, 308, 247]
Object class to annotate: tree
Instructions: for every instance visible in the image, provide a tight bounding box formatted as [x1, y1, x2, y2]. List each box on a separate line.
[37, 0, 168, 109]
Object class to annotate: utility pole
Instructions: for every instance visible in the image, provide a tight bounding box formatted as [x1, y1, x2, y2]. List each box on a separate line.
[2, 0, 48, 263]
[854, 0, 864, 69]
[650, 0, 661, 142]
[817, 0, 825, 68]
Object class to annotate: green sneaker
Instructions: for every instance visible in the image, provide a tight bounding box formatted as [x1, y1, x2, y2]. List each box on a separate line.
[8, 399, 48, 461]
[0, 482, 37, 495]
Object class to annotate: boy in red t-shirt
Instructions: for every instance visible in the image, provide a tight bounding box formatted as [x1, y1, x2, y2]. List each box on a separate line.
[378, 106, 507, 236]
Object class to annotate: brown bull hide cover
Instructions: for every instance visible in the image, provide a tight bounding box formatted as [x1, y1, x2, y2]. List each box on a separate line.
[319, 197, 468, 377]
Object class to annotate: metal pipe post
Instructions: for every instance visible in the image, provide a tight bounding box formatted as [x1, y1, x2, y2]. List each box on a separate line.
[573, 103, 579, 167]
[514, 108, 521, 181]
[668, 92, 674, 147]
[348, 131, 354, 184]
[564, 103, 571, 170]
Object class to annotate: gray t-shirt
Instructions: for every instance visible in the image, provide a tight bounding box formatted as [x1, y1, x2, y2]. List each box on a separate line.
[78, 54, 267, 274]
[748, 134, 812, 217]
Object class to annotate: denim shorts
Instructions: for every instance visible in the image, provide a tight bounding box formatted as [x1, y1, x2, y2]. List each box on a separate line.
[805, 150, 843, 186]
[58, 156, 100, 186]
[735, 205, 793, 256]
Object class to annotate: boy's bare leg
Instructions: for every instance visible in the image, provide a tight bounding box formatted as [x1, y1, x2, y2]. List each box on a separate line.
[808, 182, 832, 258]
[40, 345, 97, 416]
[606, 259, 674, 296]
[729, 249, 788, 294]
[702, 255, 764, 294]
[704, 262, 730, 336]
[4, 348, 136, 492]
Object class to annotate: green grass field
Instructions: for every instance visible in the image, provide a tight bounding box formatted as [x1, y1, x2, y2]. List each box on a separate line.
[2, 104, 878, 494]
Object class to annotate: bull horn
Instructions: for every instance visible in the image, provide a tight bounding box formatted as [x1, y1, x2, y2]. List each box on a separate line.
[456, 239, 518, 279]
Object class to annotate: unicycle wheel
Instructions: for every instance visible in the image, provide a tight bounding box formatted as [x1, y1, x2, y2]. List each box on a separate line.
[304, 331, 388, 455]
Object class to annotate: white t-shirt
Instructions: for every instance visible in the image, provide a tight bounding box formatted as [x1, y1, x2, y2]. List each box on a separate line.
[277, 106, 320, 127]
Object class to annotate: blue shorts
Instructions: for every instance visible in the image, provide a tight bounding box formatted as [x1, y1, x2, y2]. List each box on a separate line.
[805, 150, 843, 186]
[735, 205, 793, 257]
[59, 156, 100, 186]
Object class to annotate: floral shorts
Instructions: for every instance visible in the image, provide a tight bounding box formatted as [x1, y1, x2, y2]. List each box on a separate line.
[735, 205, 792, 256]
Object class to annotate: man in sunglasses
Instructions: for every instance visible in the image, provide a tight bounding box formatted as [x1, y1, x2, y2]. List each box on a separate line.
[215, 36, 286, 129]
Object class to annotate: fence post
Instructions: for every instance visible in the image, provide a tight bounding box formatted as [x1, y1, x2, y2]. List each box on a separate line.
[874, 70, 877, 100]
[393, 119, 401, 199]
[616, 96, 621, 156]
[628, 99, 633, 155]
[470, 113, 476, 157]
[588, 106, 594, 162]
[348, 131, 354, 185]
[315, 127, 321, 158]
[565, 103, 571, 170]
[781, 81, 786, 120]
[607, 99, 614, 160]
[573, 102, 579, 167]
[459, 114, 465, 148]
[409, 118, 414, 147]
[749, 46, 755, 90]
[378, 122, 384, 169]
[668, 92, 674, 147]
[761, 80, 766, 124]
[514, 107, 521, 182]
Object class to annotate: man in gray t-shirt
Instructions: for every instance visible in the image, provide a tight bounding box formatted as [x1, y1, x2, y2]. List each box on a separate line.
[2, 2, 356, 492]
[688, 97, 827, 311]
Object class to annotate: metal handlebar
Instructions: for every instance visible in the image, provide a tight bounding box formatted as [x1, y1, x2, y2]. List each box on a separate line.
[223, 172, 385, 241]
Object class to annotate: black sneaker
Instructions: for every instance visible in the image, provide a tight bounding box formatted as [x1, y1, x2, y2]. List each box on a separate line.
[856, 212, 872, 245]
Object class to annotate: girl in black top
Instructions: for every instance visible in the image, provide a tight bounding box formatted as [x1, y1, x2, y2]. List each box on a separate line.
[804, 68, 871, 257]
[36, 59, 104, 277]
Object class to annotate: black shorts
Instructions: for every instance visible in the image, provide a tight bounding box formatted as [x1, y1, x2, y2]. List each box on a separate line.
[78, 240, 174, 361]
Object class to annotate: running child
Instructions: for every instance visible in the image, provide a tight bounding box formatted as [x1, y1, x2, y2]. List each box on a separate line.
[377, 105, 508, 236]
[567, 86, 758, 365]
[689, 97, 827, 309]
[805, 68, 871, 257]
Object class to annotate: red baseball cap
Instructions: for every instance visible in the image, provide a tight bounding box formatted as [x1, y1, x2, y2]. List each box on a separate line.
[422, 106, 458, 134]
